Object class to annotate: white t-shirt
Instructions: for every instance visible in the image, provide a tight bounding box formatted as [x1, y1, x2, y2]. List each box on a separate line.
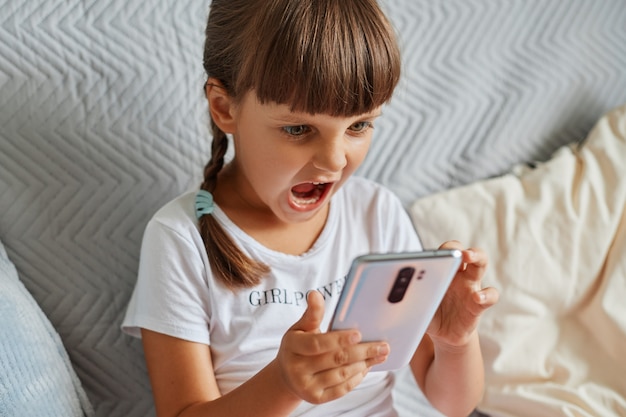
[122, 176, 422, 417]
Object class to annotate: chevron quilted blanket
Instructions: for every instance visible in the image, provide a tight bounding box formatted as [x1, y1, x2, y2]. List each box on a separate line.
[1, 1, 625, 416]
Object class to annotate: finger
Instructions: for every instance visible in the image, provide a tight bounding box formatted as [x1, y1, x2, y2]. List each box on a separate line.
[290, 291, 326, 333]
[287, 291, 361, 356]
[309, 364, 372, 404]
[309, 341, 389, 373]
[462, 247, 488, 281]
[438, 241, 466, 273]
[438, 240, 463, 251]
[463, 247, 487, 267]
[473, 286, 499, 308]
[290, 330, 362, 357]
[438, 241, 487, 276]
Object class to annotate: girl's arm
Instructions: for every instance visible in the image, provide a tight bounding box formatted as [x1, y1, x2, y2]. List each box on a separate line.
[142, 291, 390, 417]
[141, 329, 302, 417]
[410, 332, 484, 417]
[410, 242, 499, 417]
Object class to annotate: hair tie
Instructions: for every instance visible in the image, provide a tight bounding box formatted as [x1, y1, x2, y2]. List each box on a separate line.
[195, 190, 215, 219]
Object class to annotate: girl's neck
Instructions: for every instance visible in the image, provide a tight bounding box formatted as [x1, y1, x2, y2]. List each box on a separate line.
[212, 165, 330, 256]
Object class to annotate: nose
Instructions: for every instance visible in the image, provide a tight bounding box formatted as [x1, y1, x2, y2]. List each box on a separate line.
[312, 136, 348, 172]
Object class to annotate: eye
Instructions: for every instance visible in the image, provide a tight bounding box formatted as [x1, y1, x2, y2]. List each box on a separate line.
[348, 121, 373, 133]
[283, 125, 310, 136]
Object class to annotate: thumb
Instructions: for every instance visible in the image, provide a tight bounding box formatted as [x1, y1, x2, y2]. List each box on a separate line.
[291, 290, 325, 333]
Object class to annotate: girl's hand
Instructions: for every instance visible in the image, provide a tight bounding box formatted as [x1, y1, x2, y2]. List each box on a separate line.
[276, 291, 389, 404]
[427, 241, 499, 349]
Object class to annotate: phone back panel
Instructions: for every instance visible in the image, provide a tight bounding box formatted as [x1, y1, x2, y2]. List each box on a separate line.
[329, 250, 462, 371]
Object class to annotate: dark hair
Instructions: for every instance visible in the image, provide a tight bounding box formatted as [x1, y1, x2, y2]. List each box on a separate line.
[200, 0, 401, 289]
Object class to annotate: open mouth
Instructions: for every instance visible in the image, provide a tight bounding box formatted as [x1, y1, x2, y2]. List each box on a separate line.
[290, 182, 330, 206]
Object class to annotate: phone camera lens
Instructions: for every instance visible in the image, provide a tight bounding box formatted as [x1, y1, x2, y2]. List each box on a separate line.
[388, 267, 416, 303]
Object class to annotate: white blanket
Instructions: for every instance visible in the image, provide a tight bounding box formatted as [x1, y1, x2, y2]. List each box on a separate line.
[410, 105, 626, 417]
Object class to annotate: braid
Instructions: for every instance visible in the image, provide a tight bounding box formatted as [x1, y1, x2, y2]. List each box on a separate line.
[201, 120, 228, 192]
[198, 119, 270, 290]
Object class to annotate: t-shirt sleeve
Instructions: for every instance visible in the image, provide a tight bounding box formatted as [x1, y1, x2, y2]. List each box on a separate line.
[371, 183, 423, 252]
[392, 194, 423, 251]
[121, 219, 212, 345]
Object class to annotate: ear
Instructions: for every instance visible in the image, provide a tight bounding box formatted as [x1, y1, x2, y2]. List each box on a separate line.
[206, 78, 237, 134]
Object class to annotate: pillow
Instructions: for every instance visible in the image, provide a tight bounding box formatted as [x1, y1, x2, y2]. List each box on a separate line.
[409, 105, 626, 416]
[0, 240, 94, 417]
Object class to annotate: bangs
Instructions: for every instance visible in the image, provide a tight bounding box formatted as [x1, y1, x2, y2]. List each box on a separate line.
[238, 0, 401, 116]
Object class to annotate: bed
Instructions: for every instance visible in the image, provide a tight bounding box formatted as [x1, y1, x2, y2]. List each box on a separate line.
[1, 0, 625, 416]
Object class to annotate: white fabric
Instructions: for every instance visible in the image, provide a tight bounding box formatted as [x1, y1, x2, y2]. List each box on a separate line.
[409, 105, 626, 417]
[123, 176, 422, 417]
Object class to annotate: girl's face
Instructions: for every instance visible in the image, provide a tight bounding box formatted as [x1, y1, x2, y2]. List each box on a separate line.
[226, 92, 381, 225]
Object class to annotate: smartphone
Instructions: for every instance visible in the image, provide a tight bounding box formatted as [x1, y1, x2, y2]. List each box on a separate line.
[328, 249, 463, 371]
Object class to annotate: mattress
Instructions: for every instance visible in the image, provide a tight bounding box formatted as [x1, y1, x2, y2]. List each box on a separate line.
[1, 0, 625, 415]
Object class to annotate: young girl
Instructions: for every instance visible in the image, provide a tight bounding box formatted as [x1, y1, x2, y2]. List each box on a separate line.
[122, 0, 498, 416]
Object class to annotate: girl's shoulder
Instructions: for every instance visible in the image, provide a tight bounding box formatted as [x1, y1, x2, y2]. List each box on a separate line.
[146, 190, 198, 237]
